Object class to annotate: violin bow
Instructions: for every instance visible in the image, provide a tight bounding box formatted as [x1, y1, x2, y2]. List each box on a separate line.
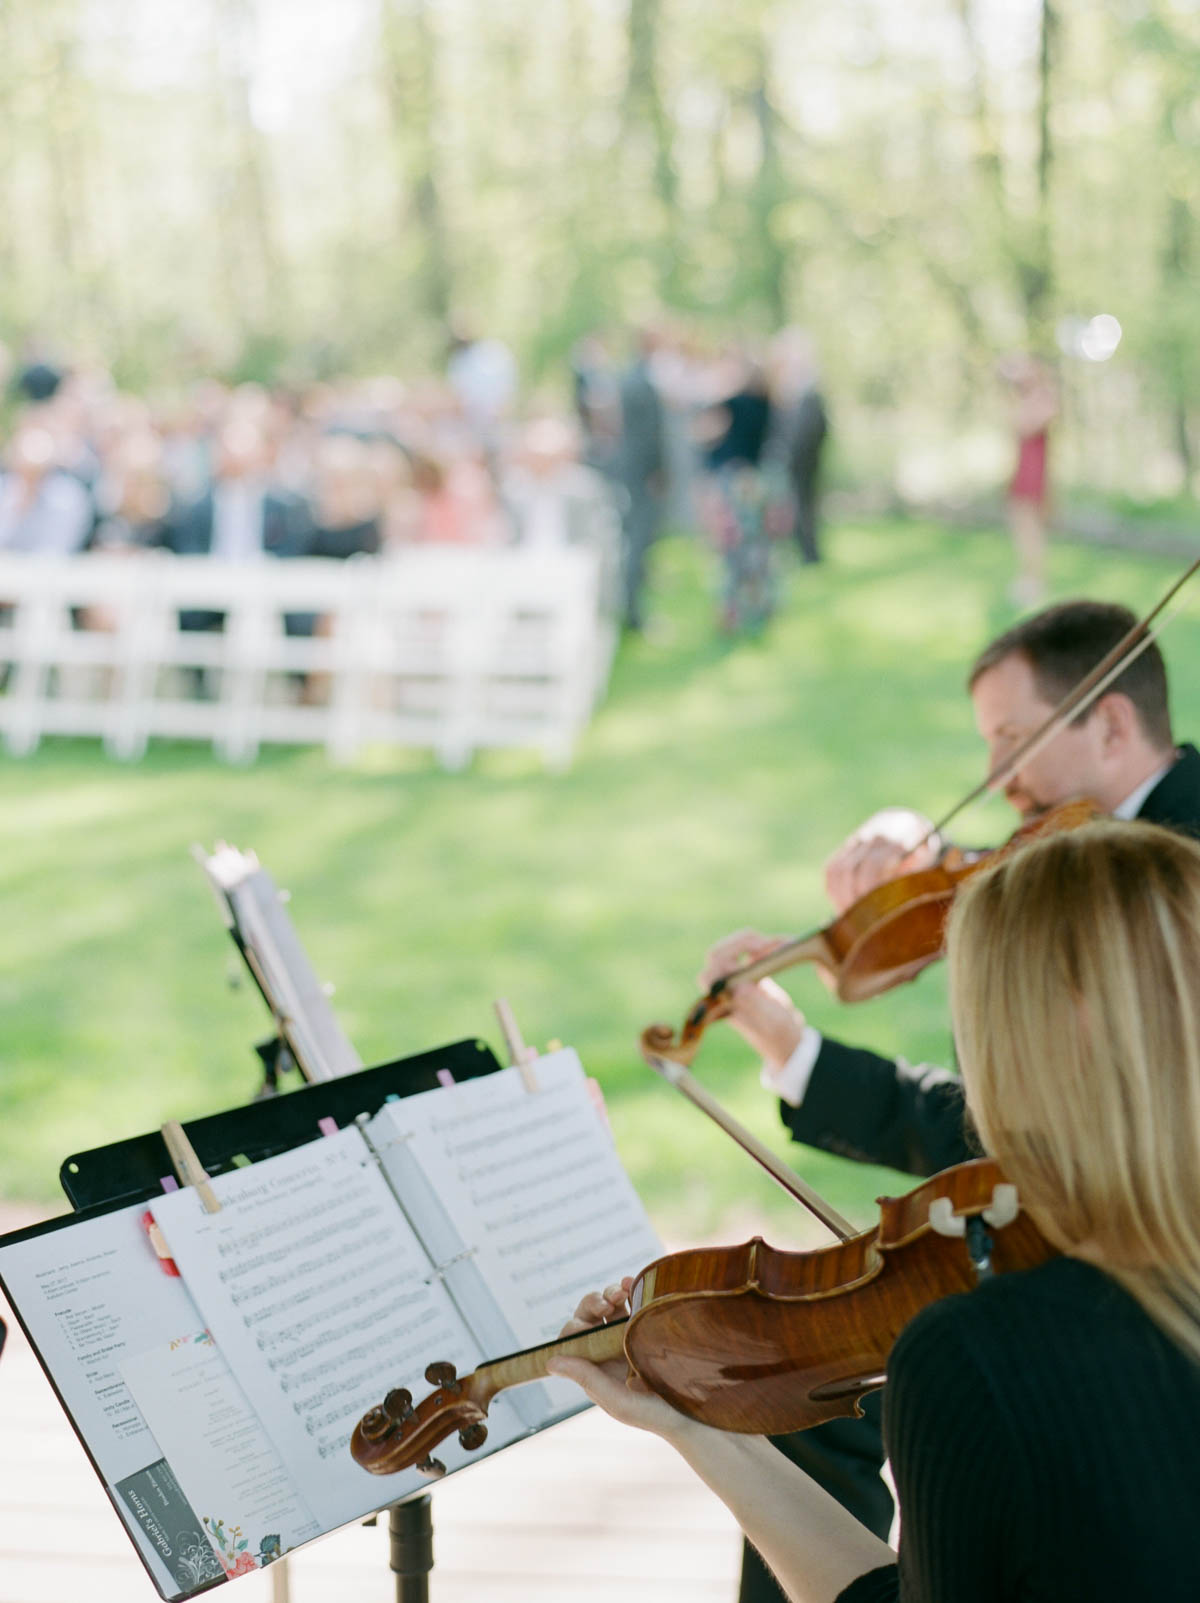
[921, 552, 1200, 847]
[643, 1051, 856, 1242]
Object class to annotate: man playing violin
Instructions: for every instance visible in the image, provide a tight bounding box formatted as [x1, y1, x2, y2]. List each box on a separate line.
[698, 598, 1200, 1596]
[702, 600, 1200, 1181]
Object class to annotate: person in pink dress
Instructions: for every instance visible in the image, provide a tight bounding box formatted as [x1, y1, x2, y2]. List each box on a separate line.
[1001, 354, 1058, 606]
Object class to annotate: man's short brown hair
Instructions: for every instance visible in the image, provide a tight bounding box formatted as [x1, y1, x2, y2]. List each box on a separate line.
[968, 600, 1173, 750]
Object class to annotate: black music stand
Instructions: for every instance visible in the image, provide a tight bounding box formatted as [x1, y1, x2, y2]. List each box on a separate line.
[189, 844, 446, 1600]
[60, 1038, 507, 1603]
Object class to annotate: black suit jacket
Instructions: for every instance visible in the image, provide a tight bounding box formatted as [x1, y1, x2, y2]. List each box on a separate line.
[781, 744, 1200, 1175]
[155, 488, 317, 631]
[160, 488, 314, 559]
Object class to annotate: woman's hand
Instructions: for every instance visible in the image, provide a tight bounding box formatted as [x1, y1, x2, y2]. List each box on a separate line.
[547, 1281, 698, 1444]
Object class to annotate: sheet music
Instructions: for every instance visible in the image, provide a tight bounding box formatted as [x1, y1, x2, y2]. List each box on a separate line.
[150, 1127, 519, 1531]
[367, 1050, 663, 1412]
[122, 1332, 321, 1575]
[0, 1203, 218, 1599]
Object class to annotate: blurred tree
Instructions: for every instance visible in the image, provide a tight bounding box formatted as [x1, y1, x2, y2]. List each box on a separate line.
[0, 0, 1196, 498]
[624, 0, 701, 311]
[211, 0, 289, 346]
[379, 0, 454, 331]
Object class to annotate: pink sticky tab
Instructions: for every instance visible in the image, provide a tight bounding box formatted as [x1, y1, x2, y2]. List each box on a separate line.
[317, 1117, 338, 1137]
[436, 1069, 455, 1089]
[160, 1175, 179, 1193]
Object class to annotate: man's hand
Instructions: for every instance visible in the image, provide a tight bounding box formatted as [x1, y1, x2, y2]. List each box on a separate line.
[697, 929, 807, 1072]
[823, 807, 941, 914]
[548, 1281, 695, 1442]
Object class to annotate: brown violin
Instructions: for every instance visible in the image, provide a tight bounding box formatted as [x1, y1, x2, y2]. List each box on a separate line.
[641, 796, 1099, 1068]
[350, 1157, 1055, 1477]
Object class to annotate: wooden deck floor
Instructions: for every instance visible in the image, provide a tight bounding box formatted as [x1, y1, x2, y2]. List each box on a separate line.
[0, 1204, 742, 1603]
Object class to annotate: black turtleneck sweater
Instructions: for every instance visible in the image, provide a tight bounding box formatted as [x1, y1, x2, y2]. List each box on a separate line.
[839, 1256, 1200, 1602]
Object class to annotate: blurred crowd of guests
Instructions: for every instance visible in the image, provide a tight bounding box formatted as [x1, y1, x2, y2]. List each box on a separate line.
[572, 322, 829, 633]
[0, 341, 616, 569]
[0, 321, 831, 641]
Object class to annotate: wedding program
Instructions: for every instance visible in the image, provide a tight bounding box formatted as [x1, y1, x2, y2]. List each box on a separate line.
[0, 1049, 663, 1599]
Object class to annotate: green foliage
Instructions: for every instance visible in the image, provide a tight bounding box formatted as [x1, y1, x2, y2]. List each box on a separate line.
[3, 520, 1197, 1243]
[1, 3, 1200, 492]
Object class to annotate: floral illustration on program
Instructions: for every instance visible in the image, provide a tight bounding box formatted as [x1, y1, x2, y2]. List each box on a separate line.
[168, 1328, 215, 1352]
[203, 1515, 258, 1576]
[257, 1532, 283, 1564]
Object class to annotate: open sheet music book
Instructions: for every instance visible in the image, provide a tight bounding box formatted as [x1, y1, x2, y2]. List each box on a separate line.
[0, 1050, 662, 1600]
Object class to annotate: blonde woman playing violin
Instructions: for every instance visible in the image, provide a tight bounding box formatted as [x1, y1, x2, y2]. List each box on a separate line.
[553, 820, 1200, 1602]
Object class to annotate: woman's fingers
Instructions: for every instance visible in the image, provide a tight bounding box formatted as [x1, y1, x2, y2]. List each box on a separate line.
[559, 1280, 633, 1338]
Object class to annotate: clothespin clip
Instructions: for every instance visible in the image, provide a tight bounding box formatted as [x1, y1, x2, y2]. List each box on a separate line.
[161, 1119, 222, 1214]
[493, 998, 540, 1092]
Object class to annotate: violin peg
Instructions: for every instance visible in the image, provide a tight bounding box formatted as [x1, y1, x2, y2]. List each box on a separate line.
[383, 1387, 413, 1421]
[424, 1360, 459, 1391]
[981, 1183, 1019, 1230]
[458, 1422, 487, 1451]
[415, 1456, 447, 1479]
[927, 1197, 966, 1238]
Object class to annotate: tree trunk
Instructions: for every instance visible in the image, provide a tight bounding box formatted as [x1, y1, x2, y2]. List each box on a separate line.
[1163, 192, 1193, 479]
[748, 34, 788, 329]
[955, 0, 1057, 351]
[624, 0, 681, 299]
[379, 0, 453, 330]
[1025, 0, 1057, 349]
[212, 0, 287, 336]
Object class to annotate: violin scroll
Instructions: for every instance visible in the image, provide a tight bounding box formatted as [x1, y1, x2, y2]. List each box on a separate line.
[352, 1321, 628, 1477]
[640, 984, 735, 1067]
[351, 1358, 488, 1478]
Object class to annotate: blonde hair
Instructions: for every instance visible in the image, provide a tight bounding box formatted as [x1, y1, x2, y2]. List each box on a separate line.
[946, 819, 1200, 1364]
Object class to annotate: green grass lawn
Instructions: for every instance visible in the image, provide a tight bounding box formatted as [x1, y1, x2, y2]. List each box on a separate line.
[3, 519, 1198, 1242]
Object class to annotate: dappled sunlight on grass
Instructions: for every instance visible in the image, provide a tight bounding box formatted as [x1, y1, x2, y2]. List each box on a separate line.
[3, 519, 1199, 1228]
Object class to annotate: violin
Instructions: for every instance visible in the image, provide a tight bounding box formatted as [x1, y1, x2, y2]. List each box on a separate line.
[641, 796, 1100, 1067]
[350, 1157, 1056, 1477]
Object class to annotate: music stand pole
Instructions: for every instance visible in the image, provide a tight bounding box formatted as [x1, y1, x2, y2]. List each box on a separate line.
[389, 1497, 435, 1603]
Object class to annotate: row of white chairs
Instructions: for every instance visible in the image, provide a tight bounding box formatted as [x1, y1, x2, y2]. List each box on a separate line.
[0, 548, 617, 768]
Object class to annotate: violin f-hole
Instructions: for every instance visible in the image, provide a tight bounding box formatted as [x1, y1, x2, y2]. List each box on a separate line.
[809, 1371, 888, 1405]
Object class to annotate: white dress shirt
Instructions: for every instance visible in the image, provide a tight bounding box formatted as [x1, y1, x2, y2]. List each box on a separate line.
[211, 481, 266, 562]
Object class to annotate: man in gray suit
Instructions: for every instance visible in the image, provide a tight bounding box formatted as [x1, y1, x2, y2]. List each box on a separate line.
[614, 330, 665, 632]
